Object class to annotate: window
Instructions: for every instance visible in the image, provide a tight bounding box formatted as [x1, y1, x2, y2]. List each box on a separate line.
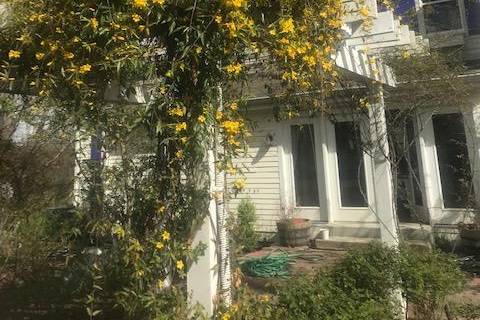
[432, 113, 473, 208]
[466, 0, 480, 34]
[291, 124, 320, 206]
[406, 119, 424, 206]
[423, 0, 463, 33]
[335, 122, 368, 207]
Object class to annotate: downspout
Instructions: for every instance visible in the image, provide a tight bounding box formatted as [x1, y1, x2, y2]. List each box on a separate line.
[215, 85, 232, 305]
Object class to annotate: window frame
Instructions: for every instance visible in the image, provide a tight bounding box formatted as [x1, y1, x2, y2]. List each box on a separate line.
[287, 120, 322, 209]
[415, 0, 468, 36]
[325, 116, 377, 222]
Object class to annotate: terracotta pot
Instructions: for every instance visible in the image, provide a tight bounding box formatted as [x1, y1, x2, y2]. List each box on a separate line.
[276, 218, 312, 247]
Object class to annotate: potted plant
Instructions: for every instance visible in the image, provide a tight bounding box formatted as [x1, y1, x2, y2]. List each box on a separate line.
[276, 208, 312, 247]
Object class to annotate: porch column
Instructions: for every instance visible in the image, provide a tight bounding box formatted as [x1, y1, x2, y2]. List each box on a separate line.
[187, 150, 218, 316]
[73, 130, 93, 206]
[368, 84, 400, 245]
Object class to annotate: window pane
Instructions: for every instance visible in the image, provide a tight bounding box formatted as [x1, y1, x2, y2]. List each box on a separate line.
[291, 124, 319, 207]
[406, 119, 424, 206]
[432, 113, 473, 208]
[466, 0, 480, 34]
[335, 122, 367, 207]
[424, 1, 462, 33]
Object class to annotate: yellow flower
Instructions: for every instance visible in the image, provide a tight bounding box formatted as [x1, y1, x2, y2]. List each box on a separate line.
[79, 64, 92, 74]
[197, 115, 206, 123]
[180, 137, 188, 144]
[90, 17, 99, 30]
[16, 34, 31, 43]
[281, 70, 298, 81]
[279, 17, 295, 33]
[227, 137, 240, 147]
[402, 50, 411, 59]
[8, 50, 21, 60]
[157, 279, 164, 288]
[229, 102, 238, 111]
[175, 122, 187, 132]
[223, 0, 246, 8]
[133, 0, 148, 8]
[73, 36, 81, 43]
[175, 150, 184, 158]
[168, 107, 185, 117]
[132, 14, 141, 23]
[286, 46, 296, 59]
[233, 178, 246, 191]
[225, 63, 242, 74]
[64, 52, 74, 60]
[303, 55, 316, 67]
[112, 224, 126, 238]
[157, 205, 165, 214]
[135, 269, 145, 278]
[216, 111, 223, 120]
[359, 6, 370, 17]
[176, 260, 184, 270]
[221, 120, 242, 135]
[215, 15, 222, 24]
[227, 166, 237, 175]
[225, 22, 237, 37]
[155, 241, 164, 250]
[35, 52, 45, 61]
[222, 314, 230, 320]
[152, 0, 165, 4]
[162, 230, 170, 241]
[321, 60, 333, 72]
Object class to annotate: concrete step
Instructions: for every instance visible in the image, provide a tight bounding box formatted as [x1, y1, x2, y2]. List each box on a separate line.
[312, 237, 375, 250]
[314, 223, 432, 242]
[312, 237, 431, 251]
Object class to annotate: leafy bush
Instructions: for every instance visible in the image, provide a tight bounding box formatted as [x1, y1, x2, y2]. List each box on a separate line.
[221, 242, 466, 320]
[228, 199, 260, 253]
[398, 245, 466, 319]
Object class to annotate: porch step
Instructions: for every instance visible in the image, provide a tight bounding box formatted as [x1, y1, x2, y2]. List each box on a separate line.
[314, 222, 432, 242]
[311, 237, 431, 251]
[312, 237, 375, 250]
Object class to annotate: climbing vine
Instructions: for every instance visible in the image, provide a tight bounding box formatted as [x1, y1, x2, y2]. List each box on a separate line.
[0, 0, 355, 317]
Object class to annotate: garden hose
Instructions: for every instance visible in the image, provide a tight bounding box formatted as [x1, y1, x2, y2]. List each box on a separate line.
[240, 251, 297, 278]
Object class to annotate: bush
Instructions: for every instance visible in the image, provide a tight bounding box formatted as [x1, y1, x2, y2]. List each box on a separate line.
[223, 242, 467, 320]
[398, 245, 466, 319]
[229, 199, 260, 253]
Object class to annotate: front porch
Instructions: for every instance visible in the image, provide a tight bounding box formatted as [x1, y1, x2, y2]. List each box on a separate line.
[229, 89, 480, 239]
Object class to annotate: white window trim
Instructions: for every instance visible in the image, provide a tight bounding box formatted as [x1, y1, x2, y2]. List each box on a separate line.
[281, 116, 330, 222]
[416, 0, 468, 36]
[418, 107, 477, 224]
[326, 117, 378, 223]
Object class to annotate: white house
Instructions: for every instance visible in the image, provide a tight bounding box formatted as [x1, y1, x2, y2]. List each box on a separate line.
[223, 0, 480, 245]
[71, 0, 480, 314]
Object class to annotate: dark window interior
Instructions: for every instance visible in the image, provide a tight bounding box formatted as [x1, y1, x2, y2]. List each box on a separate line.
[291, 124, 320, 207]
[335, 122, 368, 207]
[432, 113, 473, 208]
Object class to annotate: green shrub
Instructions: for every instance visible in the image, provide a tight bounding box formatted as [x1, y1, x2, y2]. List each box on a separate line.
[229, 199, 260, 253]
[398, 245, 466, 319]
[450, 302, 480, 320]
[224, 242, 466, 320]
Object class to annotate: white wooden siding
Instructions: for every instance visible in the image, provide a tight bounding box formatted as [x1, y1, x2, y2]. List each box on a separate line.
[227, 111, 282, 233]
